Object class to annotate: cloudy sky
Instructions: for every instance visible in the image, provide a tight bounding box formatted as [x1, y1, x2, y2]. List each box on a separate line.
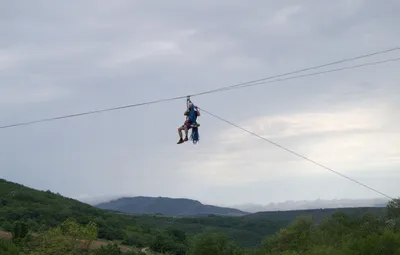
[1, 0, 400, 207]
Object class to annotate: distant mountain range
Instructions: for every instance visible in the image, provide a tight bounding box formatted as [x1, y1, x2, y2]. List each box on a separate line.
[95, 196, 249, 217]
[92, 196, 389, 216]
[1, 178, 389, 249]
[232, 198, 389, 213]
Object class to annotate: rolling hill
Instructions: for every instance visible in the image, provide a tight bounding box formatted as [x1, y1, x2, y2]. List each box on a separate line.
[0, 178, 388, 248]
[95, 196, 249, 216]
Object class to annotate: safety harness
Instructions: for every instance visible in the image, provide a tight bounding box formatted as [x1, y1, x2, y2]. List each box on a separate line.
[186, 96, 200, 144]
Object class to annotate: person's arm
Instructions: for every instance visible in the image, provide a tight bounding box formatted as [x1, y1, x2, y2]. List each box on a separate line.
[196, 107, 200, 116]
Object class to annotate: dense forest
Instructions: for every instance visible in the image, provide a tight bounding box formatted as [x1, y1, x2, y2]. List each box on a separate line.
[1, 178, 399, 254]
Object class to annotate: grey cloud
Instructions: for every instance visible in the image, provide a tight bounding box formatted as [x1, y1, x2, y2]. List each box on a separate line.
[0, 0, 399, 205]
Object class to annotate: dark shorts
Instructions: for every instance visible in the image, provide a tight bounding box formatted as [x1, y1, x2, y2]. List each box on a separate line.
[181, 121, 192, 129]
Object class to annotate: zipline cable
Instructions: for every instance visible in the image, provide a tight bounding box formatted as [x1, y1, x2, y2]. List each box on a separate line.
[192, 46, 400, 95]
[195, 57, 400, 95]
[1, 49, 400, 130]
[199, 107, 394, 200]
[0, 96, 186, 129]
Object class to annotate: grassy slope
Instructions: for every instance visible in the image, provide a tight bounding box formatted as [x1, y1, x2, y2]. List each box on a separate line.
[0, 179, 387, 248]
[0, 230, 157, 254]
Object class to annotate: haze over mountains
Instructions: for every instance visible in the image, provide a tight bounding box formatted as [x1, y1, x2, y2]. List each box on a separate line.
[92, 195, 389, 216]
[232, 198, 389, 213]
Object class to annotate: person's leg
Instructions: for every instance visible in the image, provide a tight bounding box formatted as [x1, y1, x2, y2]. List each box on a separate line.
[178, 126, 184, 138]
[177, 126, 184, 143]
[184, 126, 188, 141]
[184, 124, 191, 141]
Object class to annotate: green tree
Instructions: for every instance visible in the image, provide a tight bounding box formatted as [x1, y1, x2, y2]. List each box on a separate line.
[150, 232, 175, 253]
[347, 230, 400, 255]
[93, 242, 121, 255]
[12, 220, 29, 239]
[1, 221, 14, 232]
[23, 219, 98, 255]
[0, 239, 20, 255]
[387, 198, 400, 219]
[188, 232, 244, 255]
[59, 218, 98, 250]
[262, 216, 314, 254]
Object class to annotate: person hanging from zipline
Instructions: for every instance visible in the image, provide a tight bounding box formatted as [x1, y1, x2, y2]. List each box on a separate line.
[177, 97, 200, 144]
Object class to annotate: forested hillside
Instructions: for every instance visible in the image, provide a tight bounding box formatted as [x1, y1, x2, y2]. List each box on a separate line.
[96, 196, 248, 216]
[1, 178, 399, 254]
[0, 179, 290, 248]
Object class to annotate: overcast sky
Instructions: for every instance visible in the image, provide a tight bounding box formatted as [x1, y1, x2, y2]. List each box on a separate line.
[1, 0, 400, 207]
